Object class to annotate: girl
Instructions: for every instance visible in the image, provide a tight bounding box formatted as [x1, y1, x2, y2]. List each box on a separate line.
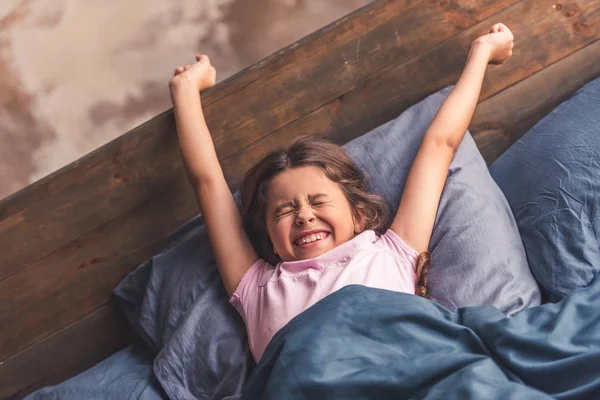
[169, 23, 514, 362]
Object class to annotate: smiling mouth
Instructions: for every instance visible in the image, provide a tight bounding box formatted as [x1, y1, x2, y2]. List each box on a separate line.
[294, 232, 330, 246]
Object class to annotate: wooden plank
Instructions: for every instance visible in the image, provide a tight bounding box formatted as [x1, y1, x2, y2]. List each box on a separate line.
[0, 169, 195, 362]
[3, 0, 600, 365]
[220, 0, 600, 188]
[471, 39, 600, 163]
[0, 305, 135, 400]
[0, 0, 519, 282]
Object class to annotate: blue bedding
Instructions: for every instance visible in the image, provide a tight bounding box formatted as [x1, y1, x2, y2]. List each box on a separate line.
[24, 344, 168, 400]
[241, 277, 600, 400]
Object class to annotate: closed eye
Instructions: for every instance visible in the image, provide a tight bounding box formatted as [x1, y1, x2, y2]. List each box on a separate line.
[276, 209, 294, 218]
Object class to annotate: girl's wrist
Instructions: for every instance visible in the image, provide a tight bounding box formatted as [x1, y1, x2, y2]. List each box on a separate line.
[169, 76, 204, 107]
[469, 39, 493, 63]
[169, 74, 198, 94]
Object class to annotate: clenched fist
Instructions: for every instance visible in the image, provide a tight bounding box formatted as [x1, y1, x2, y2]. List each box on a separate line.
[169, 53, 217, 92]
[473, 23, 515, 65]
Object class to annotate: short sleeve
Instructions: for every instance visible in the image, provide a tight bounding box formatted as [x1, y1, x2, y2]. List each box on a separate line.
[229, 258, 269, 320]
[378, 229, 419, 268]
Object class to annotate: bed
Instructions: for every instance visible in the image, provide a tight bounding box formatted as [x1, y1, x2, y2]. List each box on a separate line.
[2, 0, 600, 398]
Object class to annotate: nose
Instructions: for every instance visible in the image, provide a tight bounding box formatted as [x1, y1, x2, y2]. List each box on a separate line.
[295, 204, 315, 226]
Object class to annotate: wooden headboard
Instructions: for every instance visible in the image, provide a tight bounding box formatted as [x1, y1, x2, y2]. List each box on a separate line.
[2, 0, 599, 397]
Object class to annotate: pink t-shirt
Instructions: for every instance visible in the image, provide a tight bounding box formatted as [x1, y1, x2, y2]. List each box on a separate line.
[229, 229, 418, 361]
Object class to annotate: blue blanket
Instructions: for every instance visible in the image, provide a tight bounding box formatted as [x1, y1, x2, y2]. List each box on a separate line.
[242, 277, 600, 399]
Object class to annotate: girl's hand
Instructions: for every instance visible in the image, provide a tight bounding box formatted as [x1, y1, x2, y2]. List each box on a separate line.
[170, 53, 217, 92]
[473, 23, 514, 65]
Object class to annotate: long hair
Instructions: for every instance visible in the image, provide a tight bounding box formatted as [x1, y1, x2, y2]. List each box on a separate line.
[240, 136, 430, 298]
[415, 252, 431, 299]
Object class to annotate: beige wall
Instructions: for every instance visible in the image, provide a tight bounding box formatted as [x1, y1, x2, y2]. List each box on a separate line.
[0, 0, 368, 200]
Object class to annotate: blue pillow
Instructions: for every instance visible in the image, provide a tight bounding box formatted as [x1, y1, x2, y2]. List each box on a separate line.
[114, 216, 253, 400]
[344, 88, 539, 314]
[490, 76, 600, 302]
[113, 86, 541, 400]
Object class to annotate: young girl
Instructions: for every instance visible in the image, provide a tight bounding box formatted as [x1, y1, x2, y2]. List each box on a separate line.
[169, 23, 514, 362]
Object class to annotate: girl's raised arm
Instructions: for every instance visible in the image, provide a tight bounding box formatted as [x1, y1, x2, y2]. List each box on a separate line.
[169, 54, 258, 296]
[390, 24, 514, 253]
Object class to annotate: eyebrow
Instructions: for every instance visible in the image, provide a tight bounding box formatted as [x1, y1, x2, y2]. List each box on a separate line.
[308, 193, 329, 202]
[274, 193, 329, 214]
[274, 201, 295, 214]
[275, 193, 329, 214]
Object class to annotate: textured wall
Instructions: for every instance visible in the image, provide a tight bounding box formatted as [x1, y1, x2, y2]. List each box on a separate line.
[0, 0, 368, 200]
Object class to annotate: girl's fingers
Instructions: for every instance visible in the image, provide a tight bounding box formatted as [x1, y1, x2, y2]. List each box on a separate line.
[490, 23, 508, 33]
[197, 54, 210, 64]
[173, 54, 213, 78]
[496, 23, 510, 33]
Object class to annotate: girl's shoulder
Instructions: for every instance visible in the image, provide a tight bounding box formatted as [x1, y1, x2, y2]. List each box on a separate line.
[230, 258, 275, 302]
[373, 229, 419, 261]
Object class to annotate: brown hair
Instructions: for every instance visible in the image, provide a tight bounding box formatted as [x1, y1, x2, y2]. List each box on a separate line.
[415, 252, 431, 299]
[240, 136, 430, 298]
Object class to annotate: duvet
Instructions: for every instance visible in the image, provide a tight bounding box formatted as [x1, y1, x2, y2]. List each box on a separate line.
[242, 277, 600, 399]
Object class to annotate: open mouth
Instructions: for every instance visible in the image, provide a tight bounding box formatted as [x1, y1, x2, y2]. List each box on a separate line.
[294, 232, 330, 247]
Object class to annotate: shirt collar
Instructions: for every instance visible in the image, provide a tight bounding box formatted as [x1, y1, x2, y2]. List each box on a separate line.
[278, 230, 376, 274]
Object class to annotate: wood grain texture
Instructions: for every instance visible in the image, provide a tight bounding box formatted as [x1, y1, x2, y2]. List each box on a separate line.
[0, 304, 135, 400]
[0, 168, 195, 362]
[472, 39, 600, 163]
[220, 0, 600, 188]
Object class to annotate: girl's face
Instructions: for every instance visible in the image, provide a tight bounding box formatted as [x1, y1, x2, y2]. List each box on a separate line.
[265, 166, 361, 262]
